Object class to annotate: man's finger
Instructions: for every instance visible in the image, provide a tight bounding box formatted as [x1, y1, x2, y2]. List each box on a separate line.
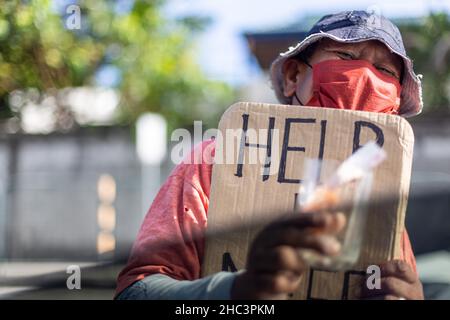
[379, 260, 418, 284]
[282, 211, 346, 234]
[262, 212, 346, 247]
[362, 276, 411, 299]
[250, 245, 306, 274]
[251, 271, 302, 296]
[261, 227, 342, 255]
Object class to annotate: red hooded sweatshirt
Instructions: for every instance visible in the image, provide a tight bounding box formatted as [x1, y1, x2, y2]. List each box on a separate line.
[115, 139, 417, 296]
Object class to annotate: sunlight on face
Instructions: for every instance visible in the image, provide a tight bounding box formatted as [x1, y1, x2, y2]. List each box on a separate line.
[283, 38, 405, 105]
[308, 38, 404, 81]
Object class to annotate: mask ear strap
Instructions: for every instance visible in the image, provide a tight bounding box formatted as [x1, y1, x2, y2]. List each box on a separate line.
[292, 91, 305, 106]
[301, 58, 312, 69]
[290, 58, 312, 106]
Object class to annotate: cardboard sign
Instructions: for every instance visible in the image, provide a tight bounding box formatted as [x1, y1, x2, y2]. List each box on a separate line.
[201, 102, 414, 300]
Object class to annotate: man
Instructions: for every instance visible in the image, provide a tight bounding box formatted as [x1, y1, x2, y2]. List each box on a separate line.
[116, 10, 424, 300]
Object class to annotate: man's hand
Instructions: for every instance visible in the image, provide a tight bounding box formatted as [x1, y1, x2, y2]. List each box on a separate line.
[231, 211, 346, 300]
[362, 260, 424, 300]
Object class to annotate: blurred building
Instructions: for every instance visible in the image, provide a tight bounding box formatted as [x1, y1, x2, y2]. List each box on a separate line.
[0, 86, 175, 265]
[0, 127, 143, 261]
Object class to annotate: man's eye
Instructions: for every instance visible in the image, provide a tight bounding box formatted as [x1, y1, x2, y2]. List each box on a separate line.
[335, 51, 354, 60]
[376, 66, 398, 79]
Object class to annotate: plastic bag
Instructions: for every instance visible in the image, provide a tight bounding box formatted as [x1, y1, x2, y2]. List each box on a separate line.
[297, 141, 386, 271]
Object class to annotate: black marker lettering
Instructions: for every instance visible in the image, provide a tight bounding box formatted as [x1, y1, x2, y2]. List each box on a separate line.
[234, 114, 275, 181]
[278, 118, 316, 184]
[222, 252, 238, 272]
[353, 121, 384, 153]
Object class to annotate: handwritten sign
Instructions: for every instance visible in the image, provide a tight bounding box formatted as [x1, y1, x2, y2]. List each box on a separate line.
[201, 102, 414, 299]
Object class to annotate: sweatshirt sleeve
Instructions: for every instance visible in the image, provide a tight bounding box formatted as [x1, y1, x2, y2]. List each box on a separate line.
[401, 229, 417, 274]
[116, 271, 243, 300]
[115, 140, 216, 297]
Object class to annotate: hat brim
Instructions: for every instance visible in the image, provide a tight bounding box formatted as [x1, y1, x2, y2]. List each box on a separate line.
[270, 30, 423, 117]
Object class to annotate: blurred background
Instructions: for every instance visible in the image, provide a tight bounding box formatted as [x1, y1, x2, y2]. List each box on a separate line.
[0, 0, 449, 299]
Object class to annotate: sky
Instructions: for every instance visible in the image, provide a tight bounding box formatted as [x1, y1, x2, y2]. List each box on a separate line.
[165, 0, 450, 86]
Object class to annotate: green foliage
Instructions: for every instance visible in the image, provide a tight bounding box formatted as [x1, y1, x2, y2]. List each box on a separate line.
[399, 12, 450, 114]
[0, 0, 235, 132]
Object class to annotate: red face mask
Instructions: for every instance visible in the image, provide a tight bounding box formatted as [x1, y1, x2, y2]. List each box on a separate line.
[295, 59, 402, 114]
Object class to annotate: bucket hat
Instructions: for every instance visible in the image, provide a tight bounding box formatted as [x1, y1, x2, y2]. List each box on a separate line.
[270, 10, 423, 117]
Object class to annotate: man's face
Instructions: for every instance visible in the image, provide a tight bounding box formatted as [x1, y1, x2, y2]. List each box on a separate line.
[282, 38, 404, 105]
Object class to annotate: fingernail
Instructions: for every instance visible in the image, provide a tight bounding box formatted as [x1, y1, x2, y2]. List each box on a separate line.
[331, 240, 341, 253]
[398, 261, 407, 272]
[325, 237, 341, 253]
